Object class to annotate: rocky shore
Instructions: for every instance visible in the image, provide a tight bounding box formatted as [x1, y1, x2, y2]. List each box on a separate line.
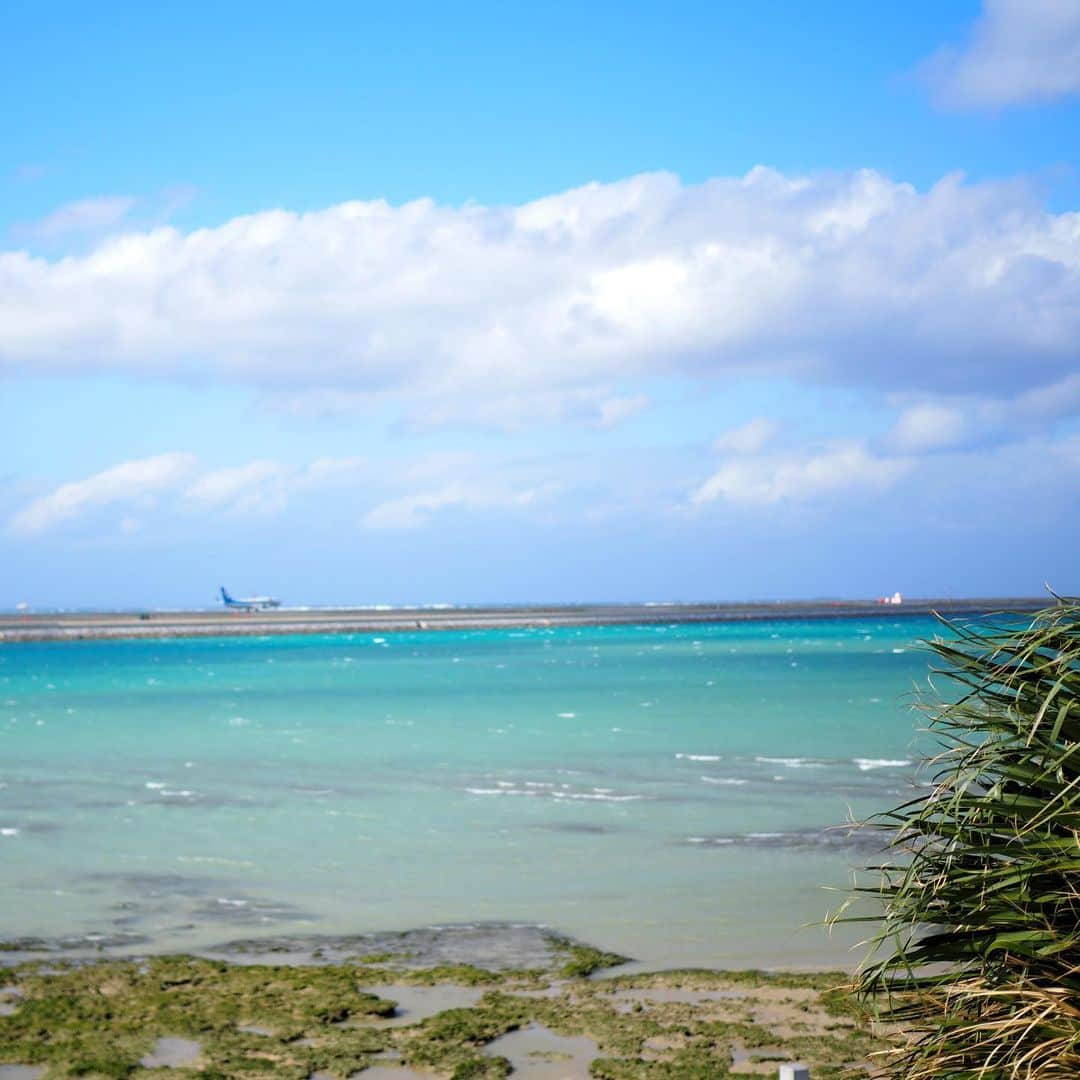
[0, 929, 886, 1078]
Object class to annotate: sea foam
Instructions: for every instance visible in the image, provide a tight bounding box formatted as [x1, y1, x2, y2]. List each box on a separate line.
[755, 756, 825, 768]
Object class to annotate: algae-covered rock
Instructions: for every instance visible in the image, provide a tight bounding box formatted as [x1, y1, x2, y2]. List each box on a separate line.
[0, 954, 883, 1078]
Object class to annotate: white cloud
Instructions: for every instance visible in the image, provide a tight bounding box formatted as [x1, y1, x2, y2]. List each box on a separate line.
[19, 196, 136, 240]
[305, 456, 367, 482]
[596, 394, 649, 428]
[888, 403, 970, 452]
[360, 451, 554, 529]
[691, 443, 909, 506]
[362, 483, 541, 531]
[713, 417, 778, 454]
[184, 460, 290, 512]
[1006, 372, 1080, 426]
[9, 453, 372, 535]
[183, 456, 373, 514]
[922, 0, 1080, 109]
[10, 452, 196, 535]
[405, 386, 648, 431]
[1, 168, 1077, 426]
[1053, 433, 1080, 467]
[885, 373, 1080, 454]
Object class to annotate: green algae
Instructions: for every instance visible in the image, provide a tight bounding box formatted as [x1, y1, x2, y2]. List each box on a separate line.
[0, 954, 885, 1078]
[548, 939, 631, 979]
[348, 965, 514, 988]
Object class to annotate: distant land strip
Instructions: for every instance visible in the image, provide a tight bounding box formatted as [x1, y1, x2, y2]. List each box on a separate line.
[0, 598, 1050, 643]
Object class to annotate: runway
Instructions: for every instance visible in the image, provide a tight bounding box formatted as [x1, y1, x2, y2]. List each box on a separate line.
[0, 597, 1048, 642]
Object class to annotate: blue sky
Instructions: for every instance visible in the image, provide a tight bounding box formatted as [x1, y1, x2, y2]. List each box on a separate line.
[2, 1, 1078, 607]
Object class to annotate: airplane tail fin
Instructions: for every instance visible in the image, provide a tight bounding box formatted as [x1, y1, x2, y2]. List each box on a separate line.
[220, 587, 232, 604]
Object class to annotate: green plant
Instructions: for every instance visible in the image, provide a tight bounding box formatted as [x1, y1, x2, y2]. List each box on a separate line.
[844, 600, 1080, 1078]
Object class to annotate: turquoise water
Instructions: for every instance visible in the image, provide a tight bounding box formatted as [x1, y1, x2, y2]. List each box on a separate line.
[0, 618, 941, 969]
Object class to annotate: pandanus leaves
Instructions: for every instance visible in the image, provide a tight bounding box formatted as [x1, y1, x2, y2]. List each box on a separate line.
[844, 600, 1080, 1079]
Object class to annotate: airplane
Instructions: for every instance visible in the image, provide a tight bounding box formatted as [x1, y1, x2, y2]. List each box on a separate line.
[220, 586, 281, 612]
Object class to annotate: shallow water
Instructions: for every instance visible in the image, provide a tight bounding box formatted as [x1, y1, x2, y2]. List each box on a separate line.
[360, 984, 485, 1025]
[0, 617, 947, 968]
[350, 1068, 437, 1080]
[486, 1023, 598, 1079]
[138, 1037, 201, 1068]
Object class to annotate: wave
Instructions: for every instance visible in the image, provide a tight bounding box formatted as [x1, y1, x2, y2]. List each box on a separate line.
[684, 826, 892, 853]
[754, 755, 913, 772]
[675, 753, 722, 761]
[551, 791, 643, 802]
[465, 785, 645, 803]
[755, 756, 826, 768]
[466, 787, 535, 797]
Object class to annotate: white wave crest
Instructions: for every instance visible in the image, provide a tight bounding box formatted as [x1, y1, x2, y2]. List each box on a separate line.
[466, 787, 537, 797]
[551, 791, 643, 802]
[465, 786, 643, 802]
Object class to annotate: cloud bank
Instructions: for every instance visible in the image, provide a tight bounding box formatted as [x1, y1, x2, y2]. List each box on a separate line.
[10, 453, 196, 535]
[10, 454, 368, 536]
[363, 484, 541, 531]
[2, 167, 1078, 426]
[922, 0, 1080, 109]
[692, 442, 909, 506]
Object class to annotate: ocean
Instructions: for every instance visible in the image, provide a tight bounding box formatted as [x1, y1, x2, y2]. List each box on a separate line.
[0, 616, 944, 970]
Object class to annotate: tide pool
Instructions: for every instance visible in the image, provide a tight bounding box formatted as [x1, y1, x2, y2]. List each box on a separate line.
[0, 617, 945, 968]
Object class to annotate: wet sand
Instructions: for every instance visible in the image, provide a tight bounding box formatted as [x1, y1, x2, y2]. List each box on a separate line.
[0, 596, 1044, 643]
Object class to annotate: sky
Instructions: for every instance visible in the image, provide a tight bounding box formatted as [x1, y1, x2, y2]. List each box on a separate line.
[1, 0, 1079, 608]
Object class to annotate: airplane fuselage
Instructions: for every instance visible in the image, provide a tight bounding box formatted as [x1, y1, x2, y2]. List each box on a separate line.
[220, 587, 280, 612]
